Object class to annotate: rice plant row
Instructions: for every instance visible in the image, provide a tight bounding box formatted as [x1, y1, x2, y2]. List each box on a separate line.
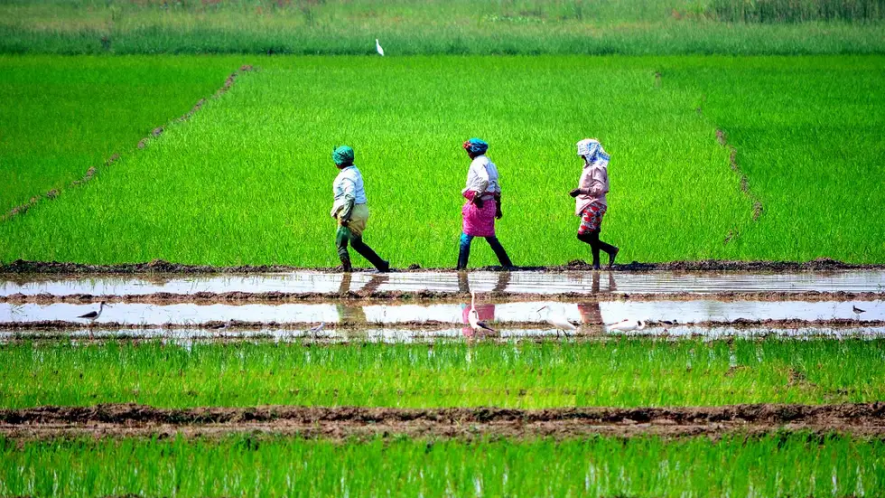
[2, 338, 884, 409]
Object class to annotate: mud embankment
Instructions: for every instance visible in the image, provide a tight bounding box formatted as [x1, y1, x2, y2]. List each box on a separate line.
[2, 258, 884, 275]
[2, 403, 884, 440]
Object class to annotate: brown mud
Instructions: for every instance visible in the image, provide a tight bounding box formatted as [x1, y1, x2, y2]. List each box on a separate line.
[1, 290, 881, 305]
[2, 403, 884, 440]
[2, 318, 882, 333]
[2, 257, 884, 275]
[0, 65, 255, 224]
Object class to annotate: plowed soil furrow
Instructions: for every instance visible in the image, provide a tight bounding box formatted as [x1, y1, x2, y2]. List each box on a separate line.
[2, 258, 884, 274]
[2, 290, 882, 305]
[2, 404, 884, 440]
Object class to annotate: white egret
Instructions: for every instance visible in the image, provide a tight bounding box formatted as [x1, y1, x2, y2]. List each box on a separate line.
[375, 39, 385, 56]
[309, 322, 325, 340]
[536, 306, 578, 337]
[468, 292, 496, 334]
[606, 319, 646, 332]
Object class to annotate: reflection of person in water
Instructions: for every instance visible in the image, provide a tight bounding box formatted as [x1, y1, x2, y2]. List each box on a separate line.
[459, 271, 510, 338]
[336, 273, 389, 329]
[576, 272, 617, 334]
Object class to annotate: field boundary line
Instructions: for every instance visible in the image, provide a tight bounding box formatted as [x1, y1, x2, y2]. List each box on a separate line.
[0, 65, 256, 224]
[2, 403, 884, 440]
[716, 128, 765, 244]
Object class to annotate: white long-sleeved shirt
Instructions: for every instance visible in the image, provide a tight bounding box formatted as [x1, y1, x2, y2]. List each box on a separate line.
[462, 155, 501, 196]
[330, 165, 368, 218]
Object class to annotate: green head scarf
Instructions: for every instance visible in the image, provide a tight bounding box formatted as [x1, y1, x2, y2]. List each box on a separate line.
[332, 145, 355, 166]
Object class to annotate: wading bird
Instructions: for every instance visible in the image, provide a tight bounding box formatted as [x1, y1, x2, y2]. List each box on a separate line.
[468, 292, 496, 335]
[853, 306, 866, 315]
[606, 318, 646, 332]
[78, 301, 107, 322]
[210, 319, 233, 338]
[376, 39, 385, 56]
[78, 301, 108, 339]
[309, 322, 325, 340]
[536, 306, 578, 338]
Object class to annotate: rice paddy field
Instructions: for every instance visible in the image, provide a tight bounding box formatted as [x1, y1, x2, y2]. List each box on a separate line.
[2, 1, 885, 496]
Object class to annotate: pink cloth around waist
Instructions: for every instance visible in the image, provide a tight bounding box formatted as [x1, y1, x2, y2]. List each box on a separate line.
[462, 199, 497, 237]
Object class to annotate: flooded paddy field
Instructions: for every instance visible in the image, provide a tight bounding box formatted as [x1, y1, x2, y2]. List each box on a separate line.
[4, 270, 885, 497]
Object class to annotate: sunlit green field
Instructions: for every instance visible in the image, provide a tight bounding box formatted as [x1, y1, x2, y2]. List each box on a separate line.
[0, 55, 245, 214]
[1, 0, 883, 56]
[2, 433, 882, 497]
[2, 55, 883, 267]
[2, 339, 882, 409]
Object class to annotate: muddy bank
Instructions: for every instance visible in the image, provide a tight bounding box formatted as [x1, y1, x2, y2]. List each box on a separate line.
[2, 258, 883, 275]
[2, 403, 884, 440]
[2, 290, 882, 305]
[2, 318, 883, 332]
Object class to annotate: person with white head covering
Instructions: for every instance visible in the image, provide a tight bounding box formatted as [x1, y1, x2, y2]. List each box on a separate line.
[569, 138, 619, 269]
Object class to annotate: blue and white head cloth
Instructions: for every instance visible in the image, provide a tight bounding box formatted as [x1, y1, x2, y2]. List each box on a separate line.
[463, 138, 489, 155]
[576, 138, 609, 168]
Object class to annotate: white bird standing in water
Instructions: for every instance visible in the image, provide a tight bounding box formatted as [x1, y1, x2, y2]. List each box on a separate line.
[468, 292, 496, 334]
[536, 306, 578, 337]
[309, 322, 325, 340]
[375, 39, 385, 56]
[606, 319, 646, 332]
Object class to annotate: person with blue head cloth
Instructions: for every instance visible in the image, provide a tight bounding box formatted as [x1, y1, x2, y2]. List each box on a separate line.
[330, 145, 390, 272]
[569, 138, 619, 269]
[457, 138, 514, 270]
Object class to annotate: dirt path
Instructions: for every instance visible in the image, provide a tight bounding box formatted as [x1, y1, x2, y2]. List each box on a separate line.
[2, 404, 884, 440]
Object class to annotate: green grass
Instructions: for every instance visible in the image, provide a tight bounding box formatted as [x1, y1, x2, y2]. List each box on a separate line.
[2, 339, 884, 409]
[0, 55, 246, 214]
[1, 433, 882, 497]
[1, 0, 883, 56]
[664, 56, 885, 261]
[2, 55, 883, 266]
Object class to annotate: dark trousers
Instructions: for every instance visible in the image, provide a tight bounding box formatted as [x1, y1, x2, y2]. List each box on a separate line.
[336, 226, 387, 271]
[457, 233, 513, 270]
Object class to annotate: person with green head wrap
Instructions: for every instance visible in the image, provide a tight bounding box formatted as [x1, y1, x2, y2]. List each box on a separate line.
[329, 145, 390, 272]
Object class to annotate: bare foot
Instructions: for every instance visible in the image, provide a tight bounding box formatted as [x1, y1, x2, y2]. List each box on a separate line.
[607, 247, 619, 269]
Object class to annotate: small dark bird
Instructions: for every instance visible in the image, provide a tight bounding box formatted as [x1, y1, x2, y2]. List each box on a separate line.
[661, 320, 678, 326]
[853, 306, 866, 314]
[210, 320, 233, 337]
[78, 301, 107, 321]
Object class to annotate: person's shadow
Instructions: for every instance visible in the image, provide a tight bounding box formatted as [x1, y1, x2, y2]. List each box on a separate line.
[336, 273, 390, 333]
[577, 272, 617, 335]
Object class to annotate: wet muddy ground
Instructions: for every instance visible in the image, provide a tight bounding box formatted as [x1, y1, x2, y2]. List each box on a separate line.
[2, 269, 884, 299]
[2, 403, 884, 440]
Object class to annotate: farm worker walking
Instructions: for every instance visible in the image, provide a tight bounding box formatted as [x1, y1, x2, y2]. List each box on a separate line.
[457, 138, 514, 270]
[330, 145, 390, 272]
[570, 138, 619, 270]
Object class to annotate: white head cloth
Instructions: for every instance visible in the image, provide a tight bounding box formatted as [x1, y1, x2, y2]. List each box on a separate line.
[576, 138, 610, 167]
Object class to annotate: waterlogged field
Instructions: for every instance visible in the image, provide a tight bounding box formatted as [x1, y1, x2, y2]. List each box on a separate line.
[2, 339, 883, 409]
[0, 55, 245, 214]
[1, 434, 883, 497]
[2, 55, 883, 266]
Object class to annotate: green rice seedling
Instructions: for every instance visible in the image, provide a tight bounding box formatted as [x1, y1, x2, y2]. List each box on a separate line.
[662, 55, 885, 262]
[0, 55, 247, 214]
[1, 0, 883, 56]
[0, 56, 753, 267]
[1, 433, 883, 497]
[2, 338, 884, 409]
